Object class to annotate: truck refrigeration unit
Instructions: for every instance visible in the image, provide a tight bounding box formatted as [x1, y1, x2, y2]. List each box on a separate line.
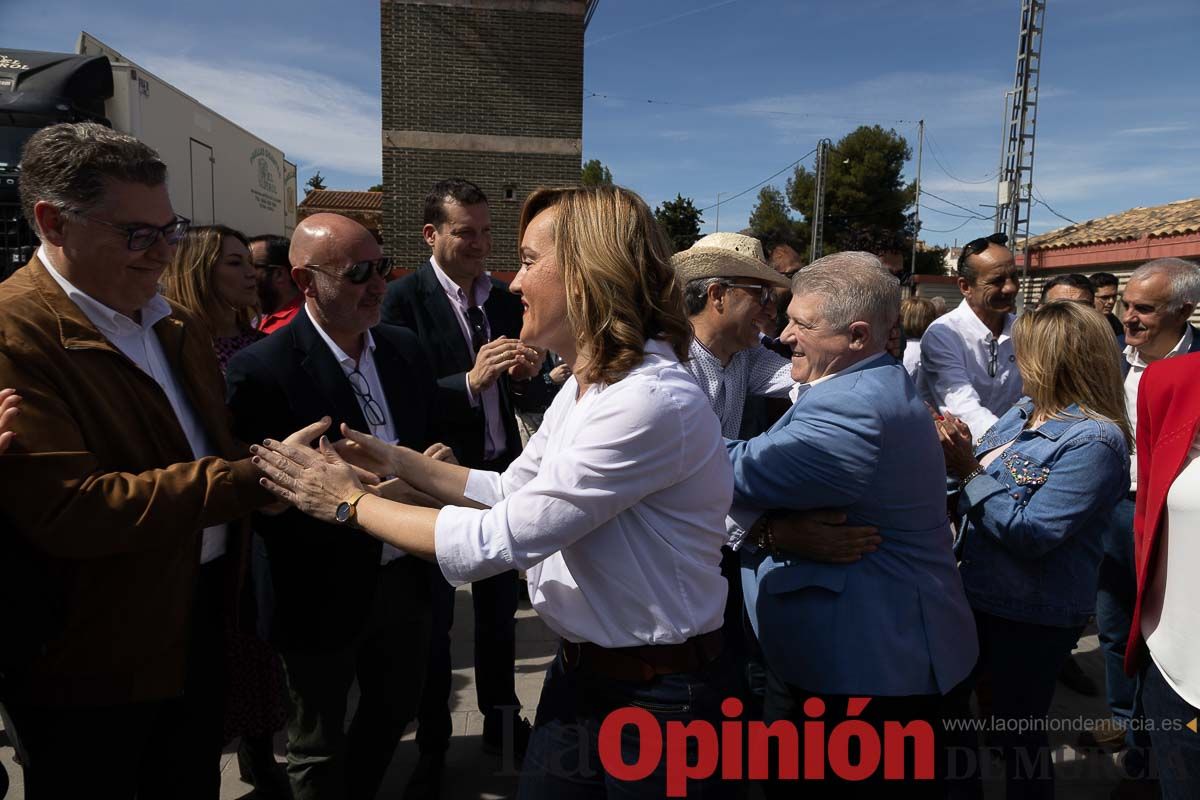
[0, 32, 297, 279]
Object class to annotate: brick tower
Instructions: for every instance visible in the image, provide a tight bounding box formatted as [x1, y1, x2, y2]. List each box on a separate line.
[381, 0, 587, 272]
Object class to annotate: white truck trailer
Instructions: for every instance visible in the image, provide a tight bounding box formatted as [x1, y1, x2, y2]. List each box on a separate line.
[1, 32, 296, 276]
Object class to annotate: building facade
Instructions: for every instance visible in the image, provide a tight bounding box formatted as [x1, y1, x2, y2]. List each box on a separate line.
[381, 0, 587, 271]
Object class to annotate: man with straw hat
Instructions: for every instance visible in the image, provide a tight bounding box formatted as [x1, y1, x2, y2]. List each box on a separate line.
[673, 232, 794, 439]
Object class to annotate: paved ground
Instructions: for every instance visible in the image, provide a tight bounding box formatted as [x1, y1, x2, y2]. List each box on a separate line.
[1, 591, 1132, 799]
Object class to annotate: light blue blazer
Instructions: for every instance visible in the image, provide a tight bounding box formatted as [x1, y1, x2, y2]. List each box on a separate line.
[729, 355, 978, 696]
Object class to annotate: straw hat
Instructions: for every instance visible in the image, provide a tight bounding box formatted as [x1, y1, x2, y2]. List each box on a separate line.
[671, 232, 790, 288]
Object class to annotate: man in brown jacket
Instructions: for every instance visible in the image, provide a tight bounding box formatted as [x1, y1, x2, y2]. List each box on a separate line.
[0, 122, 324, 799]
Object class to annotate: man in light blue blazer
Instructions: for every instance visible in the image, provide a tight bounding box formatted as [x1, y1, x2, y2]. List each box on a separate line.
[727, 253, 977, 795]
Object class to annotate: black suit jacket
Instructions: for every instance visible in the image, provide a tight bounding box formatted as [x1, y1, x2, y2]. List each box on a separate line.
[381, 262, 549, 470]
[225, 309, 438, 652]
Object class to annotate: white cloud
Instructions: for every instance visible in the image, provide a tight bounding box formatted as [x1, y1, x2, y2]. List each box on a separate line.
[1114, 125, 1190, 136]
[134, 54, 381, 177]
[716, 72, 1012, 137]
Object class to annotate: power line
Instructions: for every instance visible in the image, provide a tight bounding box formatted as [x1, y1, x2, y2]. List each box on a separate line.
[584, 0, 737, 47]
[1032, 189, 1078, 225]
[921, 218, 978, 234]
[924, 132, 997, 185]
[699, 147, 819, 213]
[922, 204, 988, 220]
[919, 188, 991, 220]
[584, 90, 919, 125]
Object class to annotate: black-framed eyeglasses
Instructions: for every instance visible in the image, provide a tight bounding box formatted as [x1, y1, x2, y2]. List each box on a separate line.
[466, 305, 489, 352]
[347, 368, 386, 428]
[724, 282, 775, 307]
[957, 232, 1008, 274]
[304, 258, 391, 285]
[986, 337, 999, 378]
[72, 212, 190, 251]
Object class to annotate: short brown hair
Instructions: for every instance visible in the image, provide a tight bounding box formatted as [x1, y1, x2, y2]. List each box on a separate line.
[900, 297, 938, 340]
[18, 122, 167, 234]
[518, 186, 691, 386]
[162, 225, 257, 336]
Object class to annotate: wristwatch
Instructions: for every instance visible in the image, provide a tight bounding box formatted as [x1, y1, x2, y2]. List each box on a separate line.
[335, 490, 369, 526]
[751, 513, 779, 555]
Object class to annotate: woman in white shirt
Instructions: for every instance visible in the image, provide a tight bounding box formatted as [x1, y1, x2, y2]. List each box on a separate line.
[899, 296, 937, 381]
[252, 186, 737, 798]
[1125, 351, 1200, 800]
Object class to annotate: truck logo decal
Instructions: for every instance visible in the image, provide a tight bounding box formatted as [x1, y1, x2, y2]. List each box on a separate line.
[250, 147, 282, 212]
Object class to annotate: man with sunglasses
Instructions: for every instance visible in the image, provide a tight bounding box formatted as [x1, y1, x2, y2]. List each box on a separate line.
[249, 233, 301, 334]
[226, 212, 444, 800]
[919, 232, 1023, 439]
[0, 123, 318, 798]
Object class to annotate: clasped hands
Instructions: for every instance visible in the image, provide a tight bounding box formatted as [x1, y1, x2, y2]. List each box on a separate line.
[468, 337, 545, 394]
[929, 407, 980, 478]
[251, 418, 455, 524]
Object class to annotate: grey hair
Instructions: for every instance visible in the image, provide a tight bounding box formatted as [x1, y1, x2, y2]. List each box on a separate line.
[790, 251, 900, 348]
[683, 276, 727, 316]
[1128, 258, 1200, 314]
[18, 122, 167, 235]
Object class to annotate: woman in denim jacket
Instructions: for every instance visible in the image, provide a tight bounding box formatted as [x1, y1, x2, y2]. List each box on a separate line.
[938, 301, 1131, 800]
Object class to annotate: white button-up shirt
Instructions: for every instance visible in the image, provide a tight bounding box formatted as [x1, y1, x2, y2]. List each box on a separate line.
[304, 306, 405, 563]
[430, 257, 508, 461]
[1142, 430, 1200, 709]
[919, 300, 1022, 440]
[40, 247, 227, 563]
[684, 336, 793, 439]
[1124, 326, 1194, 488]
[434, 339, 732, 647]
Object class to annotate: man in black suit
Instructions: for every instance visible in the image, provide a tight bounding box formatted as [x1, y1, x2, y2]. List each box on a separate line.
[227, 213, 439, 800]
[381, 179, 545, 796]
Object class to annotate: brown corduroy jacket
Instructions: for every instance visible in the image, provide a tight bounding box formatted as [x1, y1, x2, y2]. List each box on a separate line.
[0, 256, 270, 707]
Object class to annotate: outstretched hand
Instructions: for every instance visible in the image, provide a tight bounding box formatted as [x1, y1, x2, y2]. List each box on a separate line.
[253, 432, 363, 524]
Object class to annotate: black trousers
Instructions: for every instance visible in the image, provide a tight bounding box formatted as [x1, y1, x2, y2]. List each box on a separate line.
[416, 561, 521, 752]
[762, 668, 951, 799]
[279, 555, 432, 800]
[9, 558, 227, 800]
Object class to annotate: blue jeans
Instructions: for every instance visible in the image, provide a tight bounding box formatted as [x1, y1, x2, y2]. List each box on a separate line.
[1095, 497, 1149, 754]
[516, 645, 738, 799]
[1142, 660, 1200, 799]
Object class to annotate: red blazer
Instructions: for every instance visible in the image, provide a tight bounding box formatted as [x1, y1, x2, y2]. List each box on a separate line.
[1125, 351, 1200, 675]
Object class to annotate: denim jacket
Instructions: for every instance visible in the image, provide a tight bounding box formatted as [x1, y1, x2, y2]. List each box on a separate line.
[956, 399, 1129, 627]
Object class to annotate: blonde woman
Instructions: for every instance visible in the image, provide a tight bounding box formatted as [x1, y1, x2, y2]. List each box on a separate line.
[937, 301, 1131, 798]
[162, 224, 262, 373]
[252, 186, 737, 798]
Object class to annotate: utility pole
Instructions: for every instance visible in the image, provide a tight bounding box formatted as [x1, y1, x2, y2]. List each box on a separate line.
[996, 0, 1047, 307]
[809, 138, 831, 263]
[714, 192, 723, 232]
[911, 119, 924, 274]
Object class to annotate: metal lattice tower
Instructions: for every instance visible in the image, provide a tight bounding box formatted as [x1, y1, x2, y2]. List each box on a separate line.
[809, 138, 831, 263]
[995, 0, 1046, 302]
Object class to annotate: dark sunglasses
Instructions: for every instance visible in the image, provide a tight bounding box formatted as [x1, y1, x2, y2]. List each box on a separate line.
[304, 258, 391, 284]
[724, 282, 775, 307]
[73, 212, 190, 252]
[957, 232, 1008, 274]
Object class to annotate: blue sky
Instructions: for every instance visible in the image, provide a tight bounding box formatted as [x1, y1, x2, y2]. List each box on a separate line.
[11, 0, 1199, 246]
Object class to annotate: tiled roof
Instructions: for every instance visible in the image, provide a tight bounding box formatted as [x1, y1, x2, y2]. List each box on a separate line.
[1028, 197, 1200, 251]
[298, 190, 383, 211]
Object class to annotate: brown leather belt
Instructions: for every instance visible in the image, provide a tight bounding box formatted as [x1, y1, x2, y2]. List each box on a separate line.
[560, 629, 724, 683]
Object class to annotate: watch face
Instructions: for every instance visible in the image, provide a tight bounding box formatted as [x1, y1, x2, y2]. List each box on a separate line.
[335, 502, 352, 523]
